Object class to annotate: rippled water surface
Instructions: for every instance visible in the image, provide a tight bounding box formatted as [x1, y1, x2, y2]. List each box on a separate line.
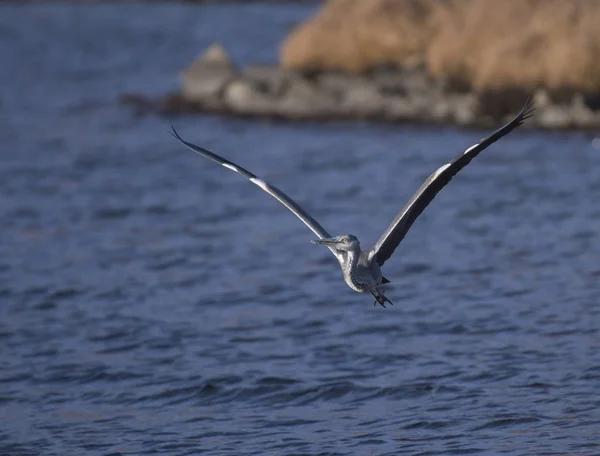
[2, 3, 600, 455]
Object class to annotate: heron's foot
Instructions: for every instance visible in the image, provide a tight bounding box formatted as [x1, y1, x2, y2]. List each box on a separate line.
[373, 298, 386, 308]
[382, 294, 394, 307]
[370, 290, 392, 308]
[377, 296, 393, 307]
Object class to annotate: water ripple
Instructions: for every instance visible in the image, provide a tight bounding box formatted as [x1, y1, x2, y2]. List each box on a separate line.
[1, 2, 600, 455]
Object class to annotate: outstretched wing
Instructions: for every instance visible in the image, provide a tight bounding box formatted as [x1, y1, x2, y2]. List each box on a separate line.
[170, 127, 340, 256]
[370, 98, 535, 267]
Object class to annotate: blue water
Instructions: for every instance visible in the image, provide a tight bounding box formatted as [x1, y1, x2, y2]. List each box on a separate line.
[2, 3, 600, 455]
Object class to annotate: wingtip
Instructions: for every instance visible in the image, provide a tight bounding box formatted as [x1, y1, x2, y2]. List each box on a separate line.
[169, 125, 180, 140]
[515, 95, 536, 125]
[521, 96, 534, 112]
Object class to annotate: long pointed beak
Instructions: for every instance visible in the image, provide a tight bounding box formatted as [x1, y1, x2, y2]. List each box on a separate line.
[312, 237, 338, 246]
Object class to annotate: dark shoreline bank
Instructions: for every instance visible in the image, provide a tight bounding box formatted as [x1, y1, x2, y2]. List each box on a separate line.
[121, 44, 600, 131]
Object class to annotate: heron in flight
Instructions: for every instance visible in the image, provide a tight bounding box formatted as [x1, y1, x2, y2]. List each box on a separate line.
[171, 99, 534, 307]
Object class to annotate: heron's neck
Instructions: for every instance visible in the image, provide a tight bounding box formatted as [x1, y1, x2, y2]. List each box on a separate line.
[343, 247, 361, 274]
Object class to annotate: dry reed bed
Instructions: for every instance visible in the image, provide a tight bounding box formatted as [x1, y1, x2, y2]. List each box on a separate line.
[281, 0, 600, 94]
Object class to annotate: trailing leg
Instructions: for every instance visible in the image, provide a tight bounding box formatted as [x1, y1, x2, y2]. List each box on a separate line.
[370, 290, 387, 308]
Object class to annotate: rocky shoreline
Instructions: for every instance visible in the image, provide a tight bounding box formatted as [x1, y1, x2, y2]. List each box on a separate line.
[121, 44, 600, 130]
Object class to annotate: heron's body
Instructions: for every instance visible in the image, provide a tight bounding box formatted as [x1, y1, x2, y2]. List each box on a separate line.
[314, 235, 392, 305]
[344, 250, 379, 293]
[170, 99, 534, 307]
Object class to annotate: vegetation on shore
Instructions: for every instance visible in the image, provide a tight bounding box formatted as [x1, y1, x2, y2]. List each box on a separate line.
[282, 0, 600, 95]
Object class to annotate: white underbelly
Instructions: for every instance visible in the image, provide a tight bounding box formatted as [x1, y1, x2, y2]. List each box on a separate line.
[344, 274, 376, 293]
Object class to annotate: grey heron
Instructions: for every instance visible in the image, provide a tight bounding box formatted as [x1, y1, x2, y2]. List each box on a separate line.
[170, 99, 534, 307]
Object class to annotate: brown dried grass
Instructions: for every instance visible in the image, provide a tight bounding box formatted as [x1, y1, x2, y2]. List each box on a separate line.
[281, 0, 600, 93]
[280, 0, 441, 72]
[427, 0, 600, 92]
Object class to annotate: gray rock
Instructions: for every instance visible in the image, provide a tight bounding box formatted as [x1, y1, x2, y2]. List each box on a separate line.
[339, 84, 386, 117]
[414, 93, 477, 124]
[223, 79, 277, 115]
[276, 77, 337, 119]
[537, 105, 572, 129]
[428, 95, 453, 122]
[451, 94, 478, 125]
[373, 68, 435, 96]
[570, 94, 600, 128]
[384, 94, 427, 121]
[316, 72, 372, 98]
[242, 64, 295, 97]
[181, 43, 237, 102]
[533, 88, 552, 109]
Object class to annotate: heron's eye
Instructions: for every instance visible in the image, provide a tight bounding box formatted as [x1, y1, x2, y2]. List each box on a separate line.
[343, 237, 350, 243]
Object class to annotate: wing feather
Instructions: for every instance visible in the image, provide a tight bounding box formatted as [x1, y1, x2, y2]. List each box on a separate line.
[170, 127, 341, 258]
[370, 98, 535, 266]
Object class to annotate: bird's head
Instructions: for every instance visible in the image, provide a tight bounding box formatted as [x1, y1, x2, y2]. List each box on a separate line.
[312, 234, 360, 252]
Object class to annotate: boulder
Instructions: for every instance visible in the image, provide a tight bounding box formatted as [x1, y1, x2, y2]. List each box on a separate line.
[339, 84, 387, 118]
[181, 43, 236, 102]
[276, 77, 337, 119]
[570, 94, 600, 128]
[242, 64, 295, 97]
[384, 94, 426, 122]
[451, 94, 478, 126]
[223, 79, 278, 115]
[537, 106, 572, 130]
[316, 72, 372, 97]
[373, 67, 436, 96]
